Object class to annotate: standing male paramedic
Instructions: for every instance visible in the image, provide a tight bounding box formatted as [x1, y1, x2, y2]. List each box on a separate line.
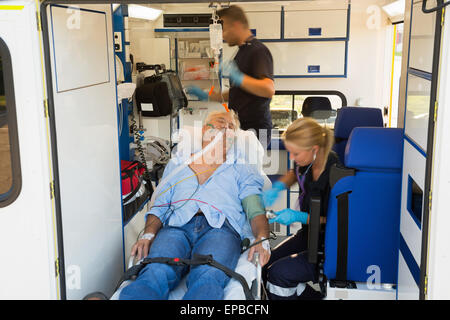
[187, 5, 275, 148]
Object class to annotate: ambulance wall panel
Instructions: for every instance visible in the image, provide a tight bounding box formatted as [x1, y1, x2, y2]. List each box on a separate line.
[400, 140, 425, 263]
[398, 139, 426, 300]
[284, 9, 348, 39]
[404, 74, 431, 152]
[50, 5, 110, 92]
[397, 253, 420, 299]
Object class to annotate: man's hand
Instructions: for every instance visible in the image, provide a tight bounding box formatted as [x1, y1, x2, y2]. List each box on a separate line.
[186, 85, 208, 101]
[131, 239, 152, 261]
[220, 60, 244, 87]
[247, 237, 271, 267]
[130, 233, 155, 261]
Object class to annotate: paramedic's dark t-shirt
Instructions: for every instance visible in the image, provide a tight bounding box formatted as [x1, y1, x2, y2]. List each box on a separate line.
[228, 37, 274, 132]
[293, 151, 341, 217]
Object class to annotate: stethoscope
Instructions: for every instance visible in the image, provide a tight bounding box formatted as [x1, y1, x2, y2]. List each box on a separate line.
[295, 153, 316, 208]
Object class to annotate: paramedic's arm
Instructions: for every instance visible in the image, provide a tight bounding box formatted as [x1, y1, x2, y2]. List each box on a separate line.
[279, 169, 297, 188]
[131, 214, 163, 261]
[248, 214, 271, 266]
[211, 77, 274, 100]
[240, 76, 275, 99]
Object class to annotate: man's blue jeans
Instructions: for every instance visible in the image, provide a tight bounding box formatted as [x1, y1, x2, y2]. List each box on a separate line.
[119, 214, 242, 300]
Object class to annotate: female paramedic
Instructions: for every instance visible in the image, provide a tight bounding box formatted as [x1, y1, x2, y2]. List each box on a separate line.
[262, 117, 340, 300]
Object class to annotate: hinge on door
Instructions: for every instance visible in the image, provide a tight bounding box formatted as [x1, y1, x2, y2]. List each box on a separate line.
[428, 190, 432, 212]
[55, 258, 60, 277]
[50, 180, 55, 199]
[424, 274, 428, 297]
[44, 99, 49, 118]
[434, 101, 438, 123]
[442, 8, 445, 27]
[36, 10, 42, 31]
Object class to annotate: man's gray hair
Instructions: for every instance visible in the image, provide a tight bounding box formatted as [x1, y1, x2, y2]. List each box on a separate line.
[204, 110, 240, 130]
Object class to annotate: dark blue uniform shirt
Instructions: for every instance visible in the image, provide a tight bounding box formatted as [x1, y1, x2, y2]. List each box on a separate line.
[228, 37, 274, 135]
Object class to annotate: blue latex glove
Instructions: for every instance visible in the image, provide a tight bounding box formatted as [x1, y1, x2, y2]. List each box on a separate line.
[269, 208, 309, 225]
[262, 181, 286, 207]
[186, 86, 208, 101]
[220, 60, 244, 87]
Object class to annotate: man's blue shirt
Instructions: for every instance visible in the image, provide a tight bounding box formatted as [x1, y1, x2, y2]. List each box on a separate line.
[146, 150, 264, 239]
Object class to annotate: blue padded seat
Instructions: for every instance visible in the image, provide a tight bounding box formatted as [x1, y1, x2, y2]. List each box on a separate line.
[324, 127, 403, 285]
[333, 107, 384, 164]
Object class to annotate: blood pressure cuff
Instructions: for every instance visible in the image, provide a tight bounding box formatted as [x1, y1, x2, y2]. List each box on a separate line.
[242, 194, 265, 221]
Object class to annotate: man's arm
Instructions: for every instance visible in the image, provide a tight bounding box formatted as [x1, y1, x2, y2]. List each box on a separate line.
[131, 214, 163, 260]
[130, 160, 176, 260]
[242, 193, 271, 267]
[250, 214, 270, 240]
[240, 76, 275, 99]
[248, 213, 271, 267]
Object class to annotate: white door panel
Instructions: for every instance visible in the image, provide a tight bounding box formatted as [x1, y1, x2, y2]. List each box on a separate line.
[47, 3, 124, 299]
[0, 1, 57, 299]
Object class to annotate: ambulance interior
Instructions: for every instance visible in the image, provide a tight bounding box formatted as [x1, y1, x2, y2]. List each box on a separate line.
[1, 0, 448, 300]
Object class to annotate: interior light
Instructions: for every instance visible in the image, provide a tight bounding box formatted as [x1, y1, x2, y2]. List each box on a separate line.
[382, 0, 405, 18]
[128, 4, 163, 21]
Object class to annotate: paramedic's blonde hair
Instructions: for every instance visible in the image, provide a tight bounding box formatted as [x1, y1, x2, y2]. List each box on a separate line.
[204, 110, 240, 130]
[282, 117, 334, 160]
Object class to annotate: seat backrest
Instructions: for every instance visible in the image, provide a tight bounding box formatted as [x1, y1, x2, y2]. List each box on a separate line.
[333, 107, 384, 164]
[301, 96, 332, 119]
[324, 127, 403, 285]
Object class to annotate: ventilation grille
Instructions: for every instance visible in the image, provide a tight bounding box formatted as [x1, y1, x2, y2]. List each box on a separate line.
[163, 14, 213, 27]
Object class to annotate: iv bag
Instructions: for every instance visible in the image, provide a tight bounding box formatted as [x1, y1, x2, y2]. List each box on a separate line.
[209, 23, 223, 52]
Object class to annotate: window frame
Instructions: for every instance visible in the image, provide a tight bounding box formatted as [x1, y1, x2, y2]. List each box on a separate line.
[0, 37, 22, 207]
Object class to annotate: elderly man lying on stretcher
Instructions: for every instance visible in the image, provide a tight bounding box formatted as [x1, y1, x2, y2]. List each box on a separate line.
[119, 110, 271, 300]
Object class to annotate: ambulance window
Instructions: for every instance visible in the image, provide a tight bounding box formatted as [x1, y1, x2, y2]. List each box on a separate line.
[271, 91, 346, 130]
[0, 39, 21, 207]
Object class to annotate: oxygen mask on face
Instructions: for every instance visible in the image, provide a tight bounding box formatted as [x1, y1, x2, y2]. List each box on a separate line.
[203, 123, 236, 151]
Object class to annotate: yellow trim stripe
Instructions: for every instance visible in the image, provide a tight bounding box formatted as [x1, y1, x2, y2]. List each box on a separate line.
[0, 5, 24, 10]
[388, 24, 397, 128]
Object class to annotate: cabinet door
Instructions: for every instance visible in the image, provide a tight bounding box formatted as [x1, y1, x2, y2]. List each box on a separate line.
[267, 41, 346, 76]
[246, 11, 281, 39]
[284, 9, 348, 39]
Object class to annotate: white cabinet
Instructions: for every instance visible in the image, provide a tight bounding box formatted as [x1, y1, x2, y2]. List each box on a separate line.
[223, 40, 346, 77]
[284, 9, 348, 39]
[246, 11, 281, 39]
[267, 41, 346, 76]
